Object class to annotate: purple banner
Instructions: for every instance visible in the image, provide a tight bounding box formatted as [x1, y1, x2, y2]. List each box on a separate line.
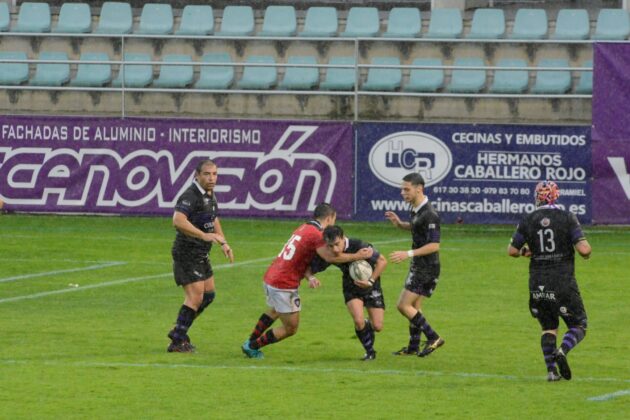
[0, 116, 353, 218]
[355, 123, 591, 224]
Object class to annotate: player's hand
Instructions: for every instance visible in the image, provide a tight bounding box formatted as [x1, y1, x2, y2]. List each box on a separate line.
[389, 250, 410, 264]
[354, 279, 371, 289]
[308, 276, 321, 288]
[221, 243, 234, 263]
[520, 246, 531, 258]
[356, 247, 374, 259]
[385, 211, 401, 227]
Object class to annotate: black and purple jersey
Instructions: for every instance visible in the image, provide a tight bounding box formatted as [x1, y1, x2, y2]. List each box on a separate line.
[171, 182, 218, 259]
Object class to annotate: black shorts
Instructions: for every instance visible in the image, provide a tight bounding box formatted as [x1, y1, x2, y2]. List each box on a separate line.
[172, 256, 213, 286]
[404, 268, 439, 297]
[343, 282, 386, 309]
[529, 277, 588, 331]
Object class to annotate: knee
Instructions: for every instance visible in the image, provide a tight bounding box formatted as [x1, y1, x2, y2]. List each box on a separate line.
[285, 323, 299, 337]
[372, 321, 383, 332]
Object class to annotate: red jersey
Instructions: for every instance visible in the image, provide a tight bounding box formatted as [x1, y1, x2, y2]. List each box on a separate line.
[264, 221, 325, 289]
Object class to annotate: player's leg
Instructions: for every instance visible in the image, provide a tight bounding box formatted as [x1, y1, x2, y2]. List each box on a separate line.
[195, 276, 216, 317]
[531, 294, 561, 381]
[554, 284, 588, 380]
[167, 280, 203, 352]
[248, 308, 279, 342]
[347, 299, 375, 359]
[393, 289, 422, 355]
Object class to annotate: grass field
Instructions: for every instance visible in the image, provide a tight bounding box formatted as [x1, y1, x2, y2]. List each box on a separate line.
[1, 214, 629, 419]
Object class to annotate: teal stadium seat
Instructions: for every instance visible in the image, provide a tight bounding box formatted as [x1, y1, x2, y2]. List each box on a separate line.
[404, 58, 444, 92]
[575, 60, 593, 94]
[511, 9, 547, 39]
[531, 59, 571, 94]
[176, 5, 214, 35]
[467, 9, 505, 39]
[138, 4, 173, 35]
[340, 7, 380, 38]
[299, 7, 338, 37]
[279, 56, 319, 90]
[31, 51, 70, 86]
[0, 52, 29, 85]
[15, 2, 51, 33]
[552, 9, 589, 40]
[96, 2, 132, 34]
[195, 52, 234, 89]
[0, 2, 9, 31]
[71, 53, 112, 87]
[489, 58, 529, 93]
[447, 57, 486, 93]
[320, 56, 355, 90]
[425, 8, 462, 39]
[54, 3, 91, 33]
[259, 5, 296, 37]
[112, 53, 153, 88]
[362, 57, 402, 91]
[383, 8, 421, 38]
[592, 9, 630, 40]
[217, 6, 254, 36]
[237, 55, 277, 89]
[153, 54, 194, 88]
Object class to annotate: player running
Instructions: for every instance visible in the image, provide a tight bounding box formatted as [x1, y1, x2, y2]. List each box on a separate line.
[508, 180, 592, 381]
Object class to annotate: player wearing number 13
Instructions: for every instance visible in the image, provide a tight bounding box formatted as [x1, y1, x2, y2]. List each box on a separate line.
[508, 180, 591, 381]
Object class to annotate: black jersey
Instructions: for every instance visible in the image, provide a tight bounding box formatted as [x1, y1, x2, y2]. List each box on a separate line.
[171, 182, 219, 259]
[510, 205, 586, 277]
[409, 200, 441, 270]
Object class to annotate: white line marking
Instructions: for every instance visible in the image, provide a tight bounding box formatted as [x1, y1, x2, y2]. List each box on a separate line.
[587, 389, 630, 401]
[0, 257, 272, 304]
[0, 262, 126, 283]
[1, 359, 628, 385]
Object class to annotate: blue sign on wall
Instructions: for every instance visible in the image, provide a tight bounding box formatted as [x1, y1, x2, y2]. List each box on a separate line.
[355, 123, 591, 224]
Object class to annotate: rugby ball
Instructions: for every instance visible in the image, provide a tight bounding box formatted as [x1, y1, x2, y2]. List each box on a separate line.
[349, 260, 373, 282]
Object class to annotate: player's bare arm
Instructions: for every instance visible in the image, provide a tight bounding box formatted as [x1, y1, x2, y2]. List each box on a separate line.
[304, 267, 321, 288]
[213, 216, 234, 263]
[316, 245, 374, 264]
[385, 211, 412, 230]
[390, 242, 439, 264]
[172, 211, 226, 244]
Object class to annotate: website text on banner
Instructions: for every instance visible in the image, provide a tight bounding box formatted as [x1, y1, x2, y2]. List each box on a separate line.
[592, 43, 630, 224]
[356, 123, 591, 224]
[0, 117, 353, 218]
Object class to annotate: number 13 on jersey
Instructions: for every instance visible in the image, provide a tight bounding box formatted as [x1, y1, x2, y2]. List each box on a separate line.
[279, 234, 302, 260]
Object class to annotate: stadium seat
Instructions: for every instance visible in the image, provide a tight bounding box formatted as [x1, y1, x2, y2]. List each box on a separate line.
[575, 60, 593, 94]
[137, 4, 173, 35]
[237, 56, 277, 89]
[510, 9, 547, 39]
[320, 56, 355, 90]
[404, 58, 444, 92]
[489, 58, 529, 93]
[96, 2, 133, 34]
[383, 7, 421, 38]
[279, 56, 319, 90]
[447, 57, 486, 93]
[552, 9, 589, 40]
[299, 7, 338, 37]
[195, 52, 234, 89]
[153, 54, 194, 88]
[592, 9, 630, 40]
[340, 7, 380, 38]
[54, 3, 91, 33]
[259, 5, 297, 37]
[70, 53, 112, 87]
[531, 59, 571, 94]
[0, 2, 9, 31]
[0, 52, 29, 85]
[217, 5, 254, 36]
[112, 53, 153, 88]
[467, 9, 505, 39]
[15, 2, 51, 33]
[176, 5, 214, 35]
[30, 51, 70, 86]
[425, 8, 462, 39]
[362, 57, 402, 91]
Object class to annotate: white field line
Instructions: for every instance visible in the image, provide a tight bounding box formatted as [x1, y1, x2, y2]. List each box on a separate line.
[587, 389, 630, 402]
[0, 257, 272, 304]
[1, 359, 629, 386]
[0, 262, 126, 283]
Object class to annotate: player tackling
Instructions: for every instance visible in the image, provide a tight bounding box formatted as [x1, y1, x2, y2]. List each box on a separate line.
[508, 180, 591, 381]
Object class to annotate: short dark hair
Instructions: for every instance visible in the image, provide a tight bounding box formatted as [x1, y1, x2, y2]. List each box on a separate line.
[313, 202, 336, 220]
[403, 172, 425, 186]
[195, 159, 216, 174]
[323, 225, 344, 243]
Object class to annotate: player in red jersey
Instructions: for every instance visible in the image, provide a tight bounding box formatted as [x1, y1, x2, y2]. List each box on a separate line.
[241, 203, 373, 359]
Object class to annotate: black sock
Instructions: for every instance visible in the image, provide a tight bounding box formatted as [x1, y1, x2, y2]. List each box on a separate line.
[251, 329, 278, 350]
[249, 313, 275, 341]
[195, 292, 216, 317]
[170, 305, 196, 342]
[355, 320, 375, 353]
[410, 311, 439, 341]
[408, 323, 421, 351]
[561, 327, 586, 354]
[541, 333, 558, 373]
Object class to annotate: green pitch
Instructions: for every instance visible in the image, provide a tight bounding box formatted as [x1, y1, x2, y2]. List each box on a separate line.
[1, 215, 628, 418]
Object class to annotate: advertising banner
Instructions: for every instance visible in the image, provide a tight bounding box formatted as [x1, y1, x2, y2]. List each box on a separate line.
[356, 123, 591, 224]
[0, 116, 353, 218]
[592, 43, 630, 224]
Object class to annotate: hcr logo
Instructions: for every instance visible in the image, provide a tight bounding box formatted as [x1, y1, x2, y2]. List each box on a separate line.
[385, 141, 436, 179]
